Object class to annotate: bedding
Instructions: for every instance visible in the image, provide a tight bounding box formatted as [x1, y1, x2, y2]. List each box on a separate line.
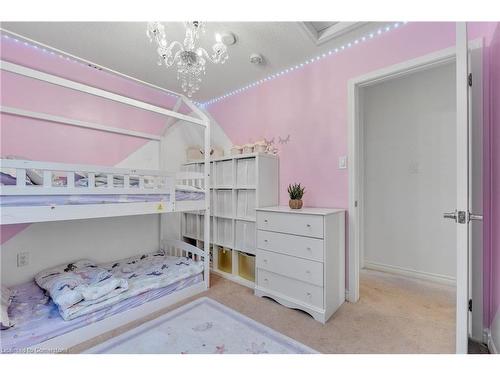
[0, 171, 33, 186]
[35, 260, 128, 312]
[0, 273, 202, 352]
[75, 174, 146, 188]
[0, 187, 205, 207]
[34, 250, 203, 321]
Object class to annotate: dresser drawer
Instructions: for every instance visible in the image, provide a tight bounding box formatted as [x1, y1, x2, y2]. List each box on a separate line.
[257, 230, 324, 261]
[257, 269, 323, 308]
[257, 211, 324, 238]
[256, 249, 323, 286]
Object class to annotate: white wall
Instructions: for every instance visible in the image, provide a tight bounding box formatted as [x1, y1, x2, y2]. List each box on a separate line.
[0, 110, 232, 286]
[361, 62, 457, 283]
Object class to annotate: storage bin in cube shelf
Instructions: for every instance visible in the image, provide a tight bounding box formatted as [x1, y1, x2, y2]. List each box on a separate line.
[216, 217, 233, 247]
[238, 252, 255, 282]
[217, 247, 232, 273]
[236, 189, 256, 219]
[236, 158, 256, 187]
[215, 160, 233, 187]
[235, 220, 256, 253]
[215, 189, 233, 217]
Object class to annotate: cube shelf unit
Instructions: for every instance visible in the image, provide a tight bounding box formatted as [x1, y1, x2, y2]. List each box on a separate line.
[181, 152, 278, 288]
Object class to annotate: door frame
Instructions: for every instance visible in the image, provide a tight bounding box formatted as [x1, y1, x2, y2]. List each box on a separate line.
[347, 38, 483, 346]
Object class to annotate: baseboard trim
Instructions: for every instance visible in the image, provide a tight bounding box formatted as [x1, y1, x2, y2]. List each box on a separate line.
[364, 261, 456, 286]
[485, 328, 498, 354]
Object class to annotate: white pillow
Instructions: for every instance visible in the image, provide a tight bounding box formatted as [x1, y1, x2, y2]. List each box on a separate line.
[1, 285, 14, 330]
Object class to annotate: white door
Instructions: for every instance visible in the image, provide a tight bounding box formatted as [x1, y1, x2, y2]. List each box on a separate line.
[450, 22, 473, 354]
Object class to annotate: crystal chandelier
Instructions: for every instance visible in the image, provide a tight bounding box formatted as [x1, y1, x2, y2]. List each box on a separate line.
[146, 21, 229, 97]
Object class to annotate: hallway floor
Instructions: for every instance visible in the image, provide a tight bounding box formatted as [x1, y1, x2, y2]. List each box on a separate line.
[74, 269, 456, 354]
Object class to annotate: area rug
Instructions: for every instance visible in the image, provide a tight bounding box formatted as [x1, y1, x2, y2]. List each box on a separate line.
[86, 297, 317, 354]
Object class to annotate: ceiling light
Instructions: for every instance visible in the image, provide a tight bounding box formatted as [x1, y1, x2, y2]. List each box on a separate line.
[146, 21, 230, 97]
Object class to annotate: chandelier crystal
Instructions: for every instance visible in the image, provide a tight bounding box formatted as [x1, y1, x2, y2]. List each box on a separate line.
[146, 21, 229, 97]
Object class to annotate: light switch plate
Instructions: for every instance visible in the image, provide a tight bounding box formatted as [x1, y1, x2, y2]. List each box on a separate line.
[338, 156, 347, 169]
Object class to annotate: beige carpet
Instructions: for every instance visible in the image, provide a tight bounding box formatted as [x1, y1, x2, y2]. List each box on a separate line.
[71, 269, 455, 354]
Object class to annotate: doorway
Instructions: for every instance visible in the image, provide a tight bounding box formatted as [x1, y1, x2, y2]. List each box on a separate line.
[347, 40, 484, 351]
[361, 61, 457, 285]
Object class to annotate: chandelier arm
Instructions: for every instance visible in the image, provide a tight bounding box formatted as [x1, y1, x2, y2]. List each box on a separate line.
[196, 47, 218, 64]
[161, 41, 184, 67]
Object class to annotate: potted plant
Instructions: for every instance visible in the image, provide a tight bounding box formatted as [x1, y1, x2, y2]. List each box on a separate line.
[287, 183, 305, 209]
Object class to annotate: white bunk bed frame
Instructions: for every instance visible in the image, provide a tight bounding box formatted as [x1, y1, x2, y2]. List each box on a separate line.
[0, 55, 212, 352]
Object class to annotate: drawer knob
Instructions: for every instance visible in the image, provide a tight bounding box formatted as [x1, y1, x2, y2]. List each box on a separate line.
[264, 278, 269, 283]
[264, 219, 268, 223]
[306, 247, 311, 251]
[306, 224, 311, 228]
[264, 239, 268, 243]
[306, 270, 311, 274]
[306, 292, 312, 298]
[263, 259, 268, 263]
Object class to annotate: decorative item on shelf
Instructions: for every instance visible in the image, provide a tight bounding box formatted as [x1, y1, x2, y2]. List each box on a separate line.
[202, 146, 224, 159]
[187, 146, 203, 161]
[230, 145, 243, 155]
[242, 144, 254, 154]
[287, 183, 305, 209]
[253, 140, 267, 153]
[186, 146, 224, 161]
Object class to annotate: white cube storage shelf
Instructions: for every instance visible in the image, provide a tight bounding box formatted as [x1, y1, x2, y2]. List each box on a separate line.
[181, 153, 278, 288]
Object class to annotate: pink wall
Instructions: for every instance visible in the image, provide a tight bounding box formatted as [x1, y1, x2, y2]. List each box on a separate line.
[207, 22, 499, 327]
[489, 24, 500, 325]
[0, 36, 180, 244]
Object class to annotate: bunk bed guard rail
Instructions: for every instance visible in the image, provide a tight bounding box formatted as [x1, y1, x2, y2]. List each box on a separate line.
[0, 158, 205, 196]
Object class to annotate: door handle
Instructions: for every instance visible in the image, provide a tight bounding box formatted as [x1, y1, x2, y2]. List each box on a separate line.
[469, 213, 483, 221]
[443, 211, 457, 221]
[444, 210, 483, 222]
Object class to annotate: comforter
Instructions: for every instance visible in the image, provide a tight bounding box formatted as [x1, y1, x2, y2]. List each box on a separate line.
[36, 251, 203, 320]
[35, 260, 128, 319]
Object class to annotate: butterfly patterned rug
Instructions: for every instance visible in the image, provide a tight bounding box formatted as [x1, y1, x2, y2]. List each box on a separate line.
[86, 297, 317, 354]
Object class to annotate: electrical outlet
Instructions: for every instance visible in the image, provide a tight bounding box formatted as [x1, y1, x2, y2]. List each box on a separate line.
[17, 252, 29, 267]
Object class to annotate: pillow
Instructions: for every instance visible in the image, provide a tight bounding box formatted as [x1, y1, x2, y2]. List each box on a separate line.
[4, 155, 43, 185]
[1, 285, 14, 330]
[0, 172, 17, 186]
[0, 171, 33, 186]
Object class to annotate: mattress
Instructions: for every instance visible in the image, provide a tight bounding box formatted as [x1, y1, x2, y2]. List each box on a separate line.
[0, 189, 204, 207]
[0, 273, 203, 353]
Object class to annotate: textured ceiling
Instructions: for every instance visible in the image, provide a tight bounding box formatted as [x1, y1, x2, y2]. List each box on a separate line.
[1, 22, 391, 101]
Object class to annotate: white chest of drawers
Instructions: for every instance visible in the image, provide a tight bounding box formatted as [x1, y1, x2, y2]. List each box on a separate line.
[255, 206, 345, 323]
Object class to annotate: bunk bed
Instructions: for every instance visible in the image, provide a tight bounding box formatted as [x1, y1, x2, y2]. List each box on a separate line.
[0, 56, 211, 352]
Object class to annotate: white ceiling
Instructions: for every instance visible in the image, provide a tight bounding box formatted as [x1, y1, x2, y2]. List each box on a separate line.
[1, 22, 390, 101]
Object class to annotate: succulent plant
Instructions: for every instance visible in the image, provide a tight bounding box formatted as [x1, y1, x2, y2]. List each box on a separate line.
[287, 183, 305, 200]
